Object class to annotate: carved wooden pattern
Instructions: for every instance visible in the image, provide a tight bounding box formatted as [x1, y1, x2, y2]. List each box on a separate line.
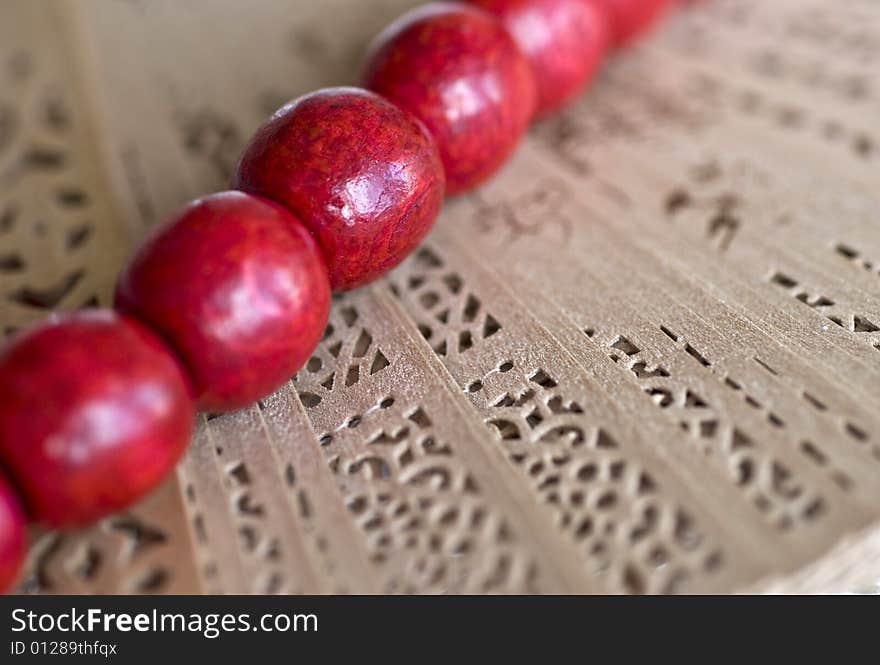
[0, 3, 130, 336]
[3, 0, 879, 594]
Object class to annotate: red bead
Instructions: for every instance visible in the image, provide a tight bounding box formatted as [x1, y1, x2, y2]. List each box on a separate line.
[469, 0, 608, 116]
[233, 88, 444, 290]
[0, 471, 26, 593]
[116, 191, 331, 412]
[0, 310, 194, 528]
[363, 3, 536, 194]
[590, 0, 670, 47]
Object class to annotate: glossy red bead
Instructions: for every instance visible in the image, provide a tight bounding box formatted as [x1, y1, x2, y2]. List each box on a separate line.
[233, 88, 444, 291]
[363, 3, 537, 194]
[591, 0, 670, 47]
[469, 0, 608, 116]
[0, 471, 26, 593]
[115, 191, 331, 412]
[0, 310, 194, 528]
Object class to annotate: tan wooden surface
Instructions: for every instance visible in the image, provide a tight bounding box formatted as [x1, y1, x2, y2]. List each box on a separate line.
[3, 0, 880, 594]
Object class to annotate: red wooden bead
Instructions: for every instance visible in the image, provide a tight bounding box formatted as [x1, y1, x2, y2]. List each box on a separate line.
[363, 3, 537, 194]
[590, 0, 670, 47]
[115, 191, 331, 412]
[233, 88, 444, 291]
[469, 0, 608, 116]
[0, 470, 26, 593]
[0, 310, 194, 528]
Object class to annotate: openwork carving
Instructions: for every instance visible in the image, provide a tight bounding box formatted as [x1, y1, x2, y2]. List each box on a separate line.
[15, 478, 193, 594]
[321, 398, 542, 593]
[768, 271, 880, 346]
[18, 518, 170, 595]
[834, 243, 880, 280]
[592, 325, 830, 531]
[388, 246, 503, 359]
[294, 296, 391, 411]
[0, 45, 125, 335]
[466, 360, 724, 594]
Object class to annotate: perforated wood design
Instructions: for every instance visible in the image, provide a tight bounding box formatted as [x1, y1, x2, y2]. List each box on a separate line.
[3, 0, 879, 594]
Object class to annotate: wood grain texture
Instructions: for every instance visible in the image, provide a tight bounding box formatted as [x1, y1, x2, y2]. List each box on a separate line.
[3, 0, 879, 594]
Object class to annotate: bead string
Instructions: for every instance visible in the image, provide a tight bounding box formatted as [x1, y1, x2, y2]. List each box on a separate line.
[0, 1, 683, 592]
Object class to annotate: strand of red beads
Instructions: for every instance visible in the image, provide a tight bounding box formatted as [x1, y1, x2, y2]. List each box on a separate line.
[0, 0, 680, 592]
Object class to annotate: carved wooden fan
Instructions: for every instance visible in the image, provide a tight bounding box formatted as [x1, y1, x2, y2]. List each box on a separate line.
[3, 0, 879, 594]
